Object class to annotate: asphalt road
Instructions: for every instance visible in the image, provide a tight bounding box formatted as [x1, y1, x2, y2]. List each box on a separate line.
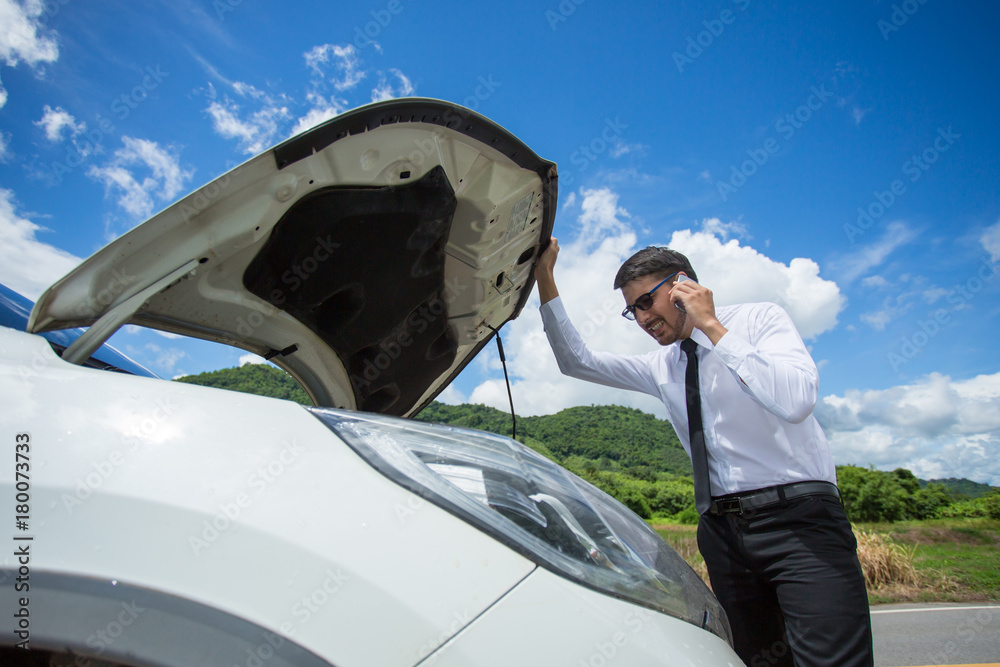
[872, 603, 1000, 666]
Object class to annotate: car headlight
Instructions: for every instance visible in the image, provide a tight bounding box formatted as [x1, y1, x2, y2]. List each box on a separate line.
[309, 407, 731, 644]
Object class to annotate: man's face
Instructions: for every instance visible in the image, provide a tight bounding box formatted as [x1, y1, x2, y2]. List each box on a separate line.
[621, 273, 692, 346]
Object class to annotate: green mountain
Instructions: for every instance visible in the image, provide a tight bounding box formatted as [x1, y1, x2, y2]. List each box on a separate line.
[921, 477, 997, 500]
[175, 363, 311, 405]
[418, 402, 692, 476]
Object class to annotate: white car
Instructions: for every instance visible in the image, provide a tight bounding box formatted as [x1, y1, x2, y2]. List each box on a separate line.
[1, 99, 741, 667]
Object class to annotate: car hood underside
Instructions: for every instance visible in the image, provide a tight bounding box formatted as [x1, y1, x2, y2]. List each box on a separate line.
[28, 98, 557, 417]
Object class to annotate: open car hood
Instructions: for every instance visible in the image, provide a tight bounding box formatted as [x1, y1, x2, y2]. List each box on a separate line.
[29, 98, 557, 417]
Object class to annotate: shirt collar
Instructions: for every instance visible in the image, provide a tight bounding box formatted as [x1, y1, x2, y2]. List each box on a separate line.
[682, 328, 714, 351]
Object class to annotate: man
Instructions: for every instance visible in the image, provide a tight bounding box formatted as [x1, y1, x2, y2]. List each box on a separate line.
[534, 238, 873, 667]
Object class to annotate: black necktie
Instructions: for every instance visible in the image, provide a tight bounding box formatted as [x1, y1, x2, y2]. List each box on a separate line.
[681, 338, 712, 515]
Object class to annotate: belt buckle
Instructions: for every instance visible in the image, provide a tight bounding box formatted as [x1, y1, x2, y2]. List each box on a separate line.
[715, 496, 744, 514]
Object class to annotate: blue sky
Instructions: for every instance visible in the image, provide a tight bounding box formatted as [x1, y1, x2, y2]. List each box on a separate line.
[2, 0, 999, 483]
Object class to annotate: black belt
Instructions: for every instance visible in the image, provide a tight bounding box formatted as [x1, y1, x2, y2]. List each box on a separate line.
[708, 481, 840, 515]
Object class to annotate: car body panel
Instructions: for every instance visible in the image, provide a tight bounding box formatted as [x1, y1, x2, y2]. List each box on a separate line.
[0, 283, 156, 378]
[4, 571, 335, 667]
[0, 327, 537, 666]
[27, 98, 557, 417]
[423, 567, 743, 666]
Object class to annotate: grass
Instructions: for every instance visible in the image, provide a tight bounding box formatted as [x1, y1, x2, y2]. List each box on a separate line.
[651, 518, 1000, 604]
[856, 518, 1000, 603]
[854, 526, 919, 589]
[653, 523, 710, 587]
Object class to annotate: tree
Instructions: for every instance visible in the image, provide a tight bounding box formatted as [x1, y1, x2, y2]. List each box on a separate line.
[892, 468, 921, 494]
[910, 483, 952, 520]
[837, 465, 910, 522]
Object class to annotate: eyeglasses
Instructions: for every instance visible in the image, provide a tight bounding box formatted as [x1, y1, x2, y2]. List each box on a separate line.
[621, 272, 678, 320]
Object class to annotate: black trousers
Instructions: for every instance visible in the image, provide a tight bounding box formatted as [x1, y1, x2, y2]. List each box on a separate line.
[697, 493, 874, 667]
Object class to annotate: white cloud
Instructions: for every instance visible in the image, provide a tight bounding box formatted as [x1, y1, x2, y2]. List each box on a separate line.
[667, 228, 843, 339]
[87, 165, 151, 219]
[143, 343, 186, 373]
[609, 139, 646, 158]
[466, 187, 844, 418]
[206, 96, 290, 154]
[816, 372, 1000, 485]
[859, 307, 896, 332]
[290, 92, 345, 136]
[575, 187, 630, 245]
[34, 104, 85, 142]
[203, 44, 413, 143]
[859, 291, 917, 331]
[699, 216, 749, 241]
[200, 77, 294, 153]
[239, 353, 267, 366]
[0, 0, 59, 109]
[87, 137, 193, 219]
[861, 275, 889, 288]
[981, 219, 1000, 262]
[0, 0, 59, 69]
[922, 287, 949, 304]
[232, 81, 270, 101]
[371, 68, 414, 102]
[829, 221, 918, 283]
[294, 44, 417, 135]
[435, 384, 467, 406]
[0, 130, 8, 160]
[189, 51, 238, 93]
[304, 43, 365, 91]
[0, 188, 81, 298]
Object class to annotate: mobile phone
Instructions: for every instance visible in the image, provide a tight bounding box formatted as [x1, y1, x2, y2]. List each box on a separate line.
[674, 274, 694, 312]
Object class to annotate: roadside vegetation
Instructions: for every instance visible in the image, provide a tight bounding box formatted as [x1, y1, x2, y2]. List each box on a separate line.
[176, 365, 1000, 603]
[854, 519, 1000, 603]
[653, 519, 1000, 603]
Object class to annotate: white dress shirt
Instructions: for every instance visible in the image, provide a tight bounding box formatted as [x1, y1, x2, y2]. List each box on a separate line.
[540, 297, 836, 496]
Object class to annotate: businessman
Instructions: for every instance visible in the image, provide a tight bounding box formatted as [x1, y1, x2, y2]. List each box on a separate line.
[535, 238, 873, 667]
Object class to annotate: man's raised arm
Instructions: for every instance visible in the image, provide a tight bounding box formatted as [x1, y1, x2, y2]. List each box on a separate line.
[534, 237, 560, 305]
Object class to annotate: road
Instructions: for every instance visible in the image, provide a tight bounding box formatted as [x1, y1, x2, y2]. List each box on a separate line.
[872, 603, 1000, 667]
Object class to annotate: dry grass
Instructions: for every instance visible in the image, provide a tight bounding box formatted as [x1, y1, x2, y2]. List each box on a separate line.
[852, 525, 961, 601]
[654, 522, 967, 601]
[669, 533, 711, 587]
[657, 523, 927, 592]
[854, 526, 919, 589]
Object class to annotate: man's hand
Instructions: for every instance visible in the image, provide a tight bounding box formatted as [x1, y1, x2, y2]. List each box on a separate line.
[534, 237, 560, 305]
[670, 276, 729, 345]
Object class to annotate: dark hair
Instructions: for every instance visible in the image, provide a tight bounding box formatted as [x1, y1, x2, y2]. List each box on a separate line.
[613, 246, 698, 290]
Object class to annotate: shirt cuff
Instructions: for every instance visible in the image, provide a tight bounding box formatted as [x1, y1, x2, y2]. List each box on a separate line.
[539, 295, 566, 321]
